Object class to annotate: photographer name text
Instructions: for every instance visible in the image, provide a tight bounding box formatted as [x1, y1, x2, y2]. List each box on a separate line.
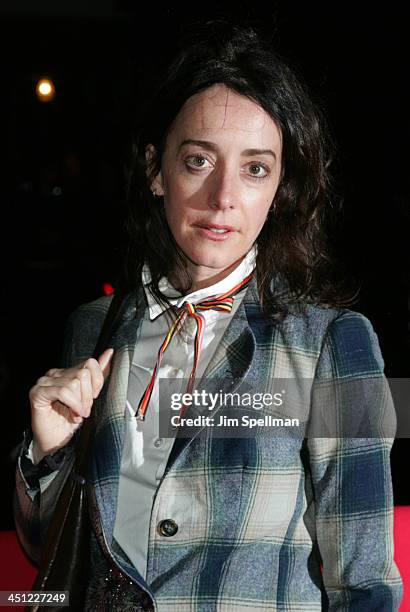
[170, 414, 300, 428]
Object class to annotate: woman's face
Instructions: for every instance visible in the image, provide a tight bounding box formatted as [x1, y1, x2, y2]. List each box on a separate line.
[149, 84, 283, 288]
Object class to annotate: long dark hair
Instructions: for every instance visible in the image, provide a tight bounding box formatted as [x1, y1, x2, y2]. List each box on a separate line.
[121, 20, 353, 319]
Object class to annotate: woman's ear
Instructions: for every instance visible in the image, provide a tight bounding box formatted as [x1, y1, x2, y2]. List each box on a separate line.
[145, 144, 164, 196]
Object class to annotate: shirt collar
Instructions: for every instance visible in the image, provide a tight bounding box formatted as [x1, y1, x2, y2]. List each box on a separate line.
[142, 245, 257, 321]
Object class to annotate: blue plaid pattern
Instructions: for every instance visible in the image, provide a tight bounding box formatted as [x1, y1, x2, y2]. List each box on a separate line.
[14, 277, 403, 611]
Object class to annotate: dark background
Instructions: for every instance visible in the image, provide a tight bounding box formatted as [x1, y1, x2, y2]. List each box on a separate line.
[1, 1, 409, 529]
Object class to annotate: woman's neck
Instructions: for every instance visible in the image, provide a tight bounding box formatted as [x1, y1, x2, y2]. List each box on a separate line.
[170, 256, 246, 294]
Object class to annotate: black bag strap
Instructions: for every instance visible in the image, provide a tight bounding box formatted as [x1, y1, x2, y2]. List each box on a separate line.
[91, 290, 129, 360]
[73, 289, 129, 474]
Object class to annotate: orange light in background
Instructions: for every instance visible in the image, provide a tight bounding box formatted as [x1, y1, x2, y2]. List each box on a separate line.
[35, 78, 55, 102]
[103, 282, 115, 295]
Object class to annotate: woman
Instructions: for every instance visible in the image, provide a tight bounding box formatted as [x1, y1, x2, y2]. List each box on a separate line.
[14, 22, 403, 611]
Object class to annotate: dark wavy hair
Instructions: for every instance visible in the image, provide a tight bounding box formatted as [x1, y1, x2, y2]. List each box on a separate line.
[120, 20, 353, 320]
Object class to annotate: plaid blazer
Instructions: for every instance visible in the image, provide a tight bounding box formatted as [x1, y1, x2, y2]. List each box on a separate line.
[14, 276, 403, 611]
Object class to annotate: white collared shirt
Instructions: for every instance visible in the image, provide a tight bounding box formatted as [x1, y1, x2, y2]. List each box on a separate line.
[113, 246, 256, 579]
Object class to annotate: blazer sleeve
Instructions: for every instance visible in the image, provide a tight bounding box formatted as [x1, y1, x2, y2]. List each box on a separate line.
[306, 310, 403, 611]
[13, 303, 99, 565]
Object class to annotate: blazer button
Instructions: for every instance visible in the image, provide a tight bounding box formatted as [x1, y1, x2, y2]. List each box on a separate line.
[157, 519, 178, 537]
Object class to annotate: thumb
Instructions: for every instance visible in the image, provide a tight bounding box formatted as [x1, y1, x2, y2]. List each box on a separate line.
[98, 348, 114, 379]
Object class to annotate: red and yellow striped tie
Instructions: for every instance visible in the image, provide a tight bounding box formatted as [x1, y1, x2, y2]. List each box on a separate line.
[136, 271, 254, 420]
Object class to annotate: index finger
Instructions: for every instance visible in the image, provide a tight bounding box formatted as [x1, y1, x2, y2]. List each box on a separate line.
[80, 357, 105, 399]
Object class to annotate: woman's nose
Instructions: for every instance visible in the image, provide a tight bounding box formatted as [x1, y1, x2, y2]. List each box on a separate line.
[208, 168, 238, 210]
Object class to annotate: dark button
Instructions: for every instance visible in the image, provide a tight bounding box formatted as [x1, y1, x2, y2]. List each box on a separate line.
[157, 519, 178, 537]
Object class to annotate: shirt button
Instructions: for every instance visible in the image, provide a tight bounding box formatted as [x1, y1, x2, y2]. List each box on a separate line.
[157, 519, 178, 537]
[153, 438, 163, 448]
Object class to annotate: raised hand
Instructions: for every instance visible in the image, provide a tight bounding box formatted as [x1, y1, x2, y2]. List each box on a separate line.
[28, 348, 114, 463]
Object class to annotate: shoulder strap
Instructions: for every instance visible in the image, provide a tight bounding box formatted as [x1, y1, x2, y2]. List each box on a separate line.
[91, 290, 129, 359]
[74, 289, 129, 473]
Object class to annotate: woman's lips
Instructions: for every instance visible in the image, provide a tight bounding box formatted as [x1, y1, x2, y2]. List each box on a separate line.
[194, 224, 236, 241]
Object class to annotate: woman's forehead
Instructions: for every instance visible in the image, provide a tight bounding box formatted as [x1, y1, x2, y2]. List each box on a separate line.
[170, 84, 281, 144]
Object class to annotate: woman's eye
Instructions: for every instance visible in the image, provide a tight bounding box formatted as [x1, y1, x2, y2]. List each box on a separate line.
[247, 163, 269, 179]
[185, 154, 210, 169]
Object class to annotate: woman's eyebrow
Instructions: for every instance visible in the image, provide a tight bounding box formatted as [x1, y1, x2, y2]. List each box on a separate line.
[243, 147, 276, 159]
[178, 139, 277, 159]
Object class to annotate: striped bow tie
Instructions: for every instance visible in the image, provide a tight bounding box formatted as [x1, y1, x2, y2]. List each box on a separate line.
[136, 271, 254, 420]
